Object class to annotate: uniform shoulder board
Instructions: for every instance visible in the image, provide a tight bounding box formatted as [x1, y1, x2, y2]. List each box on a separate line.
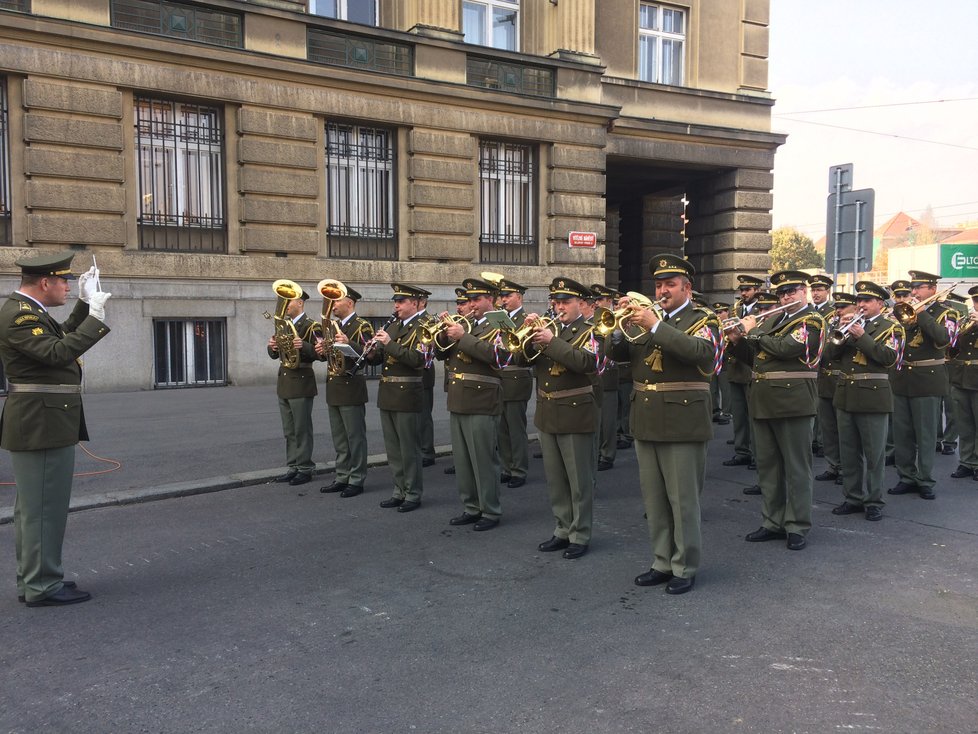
[18, 301, 35, 312]
[13, 313, 40, 325]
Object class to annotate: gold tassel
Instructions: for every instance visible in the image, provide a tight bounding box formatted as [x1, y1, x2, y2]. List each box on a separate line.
[549, 363, 566, 377]
[909, 330, 923, 348]
[853, 351, 868, 366]
[644, 348, 664, 372]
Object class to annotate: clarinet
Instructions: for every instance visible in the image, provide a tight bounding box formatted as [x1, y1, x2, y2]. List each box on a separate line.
[347, 312, 397, 377]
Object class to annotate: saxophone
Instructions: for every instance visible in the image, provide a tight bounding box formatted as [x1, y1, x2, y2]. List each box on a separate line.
[262, 279, 304, 369]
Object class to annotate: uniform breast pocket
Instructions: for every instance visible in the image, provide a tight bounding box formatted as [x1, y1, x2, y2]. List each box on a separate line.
[41, 394, 81, 412]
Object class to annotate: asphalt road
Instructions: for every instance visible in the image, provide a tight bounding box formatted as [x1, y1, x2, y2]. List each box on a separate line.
[2, 422, 976, 733]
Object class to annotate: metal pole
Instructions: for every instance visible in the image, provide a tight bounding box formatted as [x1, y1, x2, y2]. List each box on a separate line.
[833, 168, 843, 286]
[853, 198, 864, 286]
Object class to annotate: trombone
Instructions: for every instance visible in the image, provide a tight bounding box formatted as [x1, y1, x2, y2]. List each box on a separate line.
[721, 299, 803, 333]
[891, 282, 963, 326]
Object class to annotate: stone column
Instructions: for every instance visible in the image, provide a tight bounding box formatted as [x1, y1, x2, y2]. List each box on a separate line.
[638, 195, 685, 294]
[605, 205, 621, 289]
[390, 0, 463, 40]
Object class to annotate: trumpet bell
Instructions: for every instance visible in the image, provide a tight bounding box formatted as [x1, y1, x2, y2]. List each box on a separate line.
[317, 278, 347, 301]
[272, 279, 303, 301]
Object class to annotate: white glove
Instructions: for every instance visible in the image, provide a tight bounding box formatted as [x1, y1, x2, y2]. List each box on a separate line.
[88, 291, 112, 322]
[78, 266, 99, 303]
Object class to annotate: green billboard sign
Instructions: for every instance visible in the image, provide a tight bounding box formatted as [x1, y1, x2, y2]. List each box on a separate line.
[941, 243, 978, 278]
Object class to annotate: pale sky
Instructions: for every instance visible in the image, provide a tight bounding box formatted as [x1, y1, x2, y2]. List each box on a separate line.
[768, 0, 978, 241]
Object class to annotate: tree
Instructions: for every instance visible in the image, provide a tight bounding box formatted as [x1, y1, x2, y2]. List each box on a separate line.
[769, 227, 824, 271]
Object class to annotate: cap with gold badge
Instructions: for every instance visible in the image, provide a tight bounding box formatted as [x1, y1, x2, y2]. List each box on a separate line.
[454, 287, 469, 305]
[807, 274, 834, 288]
[590, 284, 621, 300]
[833, 291, 858, 307]
[462, 278, 497, 298]
[908, 270, 940, 287]
[712, 301, 732, 312]
[390, 283, 431, 300]
[549, 277, 591, 300]
[650, 253, 695, 280]
[345, 286, 363, 302]
[890, 279, 911, 296]
[736, 274, 764, 290]
[15, 251, 77, 280]
[755, 292, 779, 307]
[496, 279, 527, 295]
[769, 270, 809, 296]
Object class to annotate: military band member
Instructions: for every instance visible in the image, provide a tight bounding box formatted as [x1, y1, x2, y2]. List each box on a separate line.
[417, 295, 437, 468]
[829, 282, 903, 521]
[815, 292, 857, 484]
[889, 270, 954, 500]
[711, 301, 733, 425]
[1, 252, 110, 606]
[496, 279, 533, 488]
[940, 292, 969, 455]
[439, 279, 505, 531]
[367, 283, 431, 512]
[885, 280, 913, 464]
[724, 274, 764, 467]
[318, 287, 374, 498]
[592, 284, 622, 471]
[727, 270, 824, 550]
[443, 288, 471, 478]
[949, 285, 978, 481]
[268, 290, 319, 486]
[529, 278, 599, 560]
[808, 274, 834, 457]
[739, 291, 778, 496]
[612, 255, 720, 595]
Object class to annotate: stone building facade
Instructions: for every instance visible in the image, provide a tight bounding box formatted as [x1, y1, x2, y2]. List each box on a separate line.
[0, 0, 783, 391]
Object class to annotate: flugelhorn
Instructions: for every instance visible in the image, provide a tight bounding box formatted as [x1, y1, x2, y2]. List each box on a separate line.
[891, 282, 963, 327]
[262, 279, 304, 369]
[615, 292, 664, 343]
[511, 314, 560, 361]
[419, 314, 471, 345]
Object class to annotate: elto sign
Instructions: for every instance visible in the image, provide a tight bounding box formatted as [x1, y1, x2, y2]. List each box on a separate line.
[568, 231, 597, 248]
[941, 243, 978, 278]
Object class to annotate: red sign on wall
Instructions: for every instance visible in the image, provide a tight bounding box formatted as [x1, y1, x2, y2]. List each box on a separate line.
[568, 231, 597, 248]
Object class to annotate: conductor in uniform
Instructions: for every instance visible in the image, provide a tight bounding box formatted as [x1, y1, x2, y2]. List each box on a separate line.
[612, 255, 720, 595]
[267, 289, 319, 486]
[0, 252, 111, 606]
[317, 287, 374, 498]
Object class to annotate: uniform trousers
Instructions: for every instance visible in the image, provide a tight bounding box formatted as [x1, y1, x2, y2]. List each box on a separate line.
[818, 395, 841, 471]
[328, 403, 368, 487]
[729, 382, 753, 458]
[451, 413, 501, 520]
[12, 445, 75, 602]
[617, 381, 633, 443]
[893, 394, 940, 491]
[634, 440, 704, 579]
[753, 416, 814, 536]
[278, 396, 315, 473]
[498, 399, 529, 480]
[939, 394, 957, 447]
[420, 381, 435, 462]
[837, 410, 888, 507]
[952, 386, 978, 470]
[712, 373, 732, 416]
[599, 388, 618, 464]
[539, 430, 595, 545]
[380, 409, 423, 502]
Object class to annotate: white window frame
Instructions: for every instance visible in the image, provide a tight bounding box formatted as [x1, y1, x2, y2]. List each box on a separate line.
[309, 0, 377, 25]
[325, 123, 394, 240]
[463, 0, 520, 51]
[479, 140, 534, 246]
[153, 318, 227, 388]
[638, 3, 686, 85]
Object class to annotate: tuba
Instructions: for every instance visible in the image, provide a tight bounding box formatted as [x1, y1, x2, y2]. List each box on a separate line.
[317, 278, 348, 377]
[263, 279, 304, 369]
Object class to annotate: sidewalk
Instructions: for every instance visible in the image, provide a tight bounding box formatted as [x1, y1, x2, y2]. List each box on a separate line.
[0, 368, 537, 522]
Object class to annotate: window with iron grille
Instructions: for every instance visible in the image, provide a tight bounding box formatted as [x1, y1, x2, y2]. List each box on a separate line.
[0, 78, 10, 246]
[111, 0, 242, 48]
[309, 0, 376, 25]
[479, 140, 536, 264]
[135, 97, 227, 253]
[325, 123, 396, 260]
[0, 0, 30, 13]
[463, 0, 518, 51]
[466, 55, 553, 97]
[308, 28, 412, 76]
[638, 3, 685, 85]
[153, 318, 227, 388]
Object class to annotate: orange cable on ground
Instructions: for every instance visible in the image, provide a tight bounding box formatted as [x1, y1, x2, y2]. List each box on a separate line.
[0, 443, 122, 485]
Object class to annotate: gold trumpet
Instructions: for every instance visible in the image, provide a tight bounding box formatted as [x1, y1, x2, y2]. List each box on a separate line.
[511, 315, 560, 361]
[891, 282, 963, 326]
[614, 292, 664, 343]
[828, 310, 866, 346]
[419, 314, 471, 345]
[263, 279, 304, 369]
[317, 278, 348, 376]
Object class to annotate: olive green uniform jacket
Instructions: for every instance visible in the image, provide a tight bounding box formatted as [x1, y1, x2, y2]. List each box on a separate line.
[532, 316, 599, 434]
[890, 305, 952, 397]
[368, 314, 427, 412]
[267, 313, 319, 400]
[324, 314, 374, 406]
[829, 316, 902, 413]
[499, 308, 533, 402]
[439, 318, 503, 415]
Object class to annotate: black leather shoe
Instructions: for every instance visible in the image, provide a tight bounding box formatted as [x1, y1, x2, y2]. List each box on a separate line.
[936, 442, 943, 452]
[449, 512, 481, 526]
[864, 506, 883, 521]
[444, 465, 456, 475]
[725, 438, 734, 445]
[884, 455, 895, 466]
[500, 473, 511, 482]
[274, 469, 298, 483]
[339, 485, 363, 498]
[538, 536, 570, 552]
[887, 482, 917, 495]
[742, 485, 761, 495]
[289, 472, 312, 486]
[835, 476, 843, 485]
[786, 533, 807, 550]
[379, 497, 404, 508]
[634, 568, 672, 587]
[665, 576, 694, 595]
[533, 450, 543, 458]
[832, 501, 863, 515]
[973, 470, 978, 481]
[918, 487, 936, 500]
[25, 585, 91, 607]
[748, 461, 758, 470]
[616, 438, 632, 449]
[473, 517, 499, 531]
[422, 458, 436, 467]
[19, 580, 76, 604]
[745, 527, 787, 542]
[951, 465, 973, 478]
[507, 477, 526, 488]
[562, 543, 588, 559]
[942, 444, 957, 455]
[715, 416, 730, 425]
[813, 447, 825, 458]
[397, 500, 421, 513]
[815, 470, 840, 481]
[597, 460, 614, 471]
[722, 455, 751, 466]
[320, 481, 347, 494]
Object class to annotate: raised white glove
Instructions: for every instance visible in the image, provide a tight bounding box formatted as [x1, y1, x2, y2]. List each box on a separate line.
[78, 266, 99, 303]
[88, 291, 112, 322]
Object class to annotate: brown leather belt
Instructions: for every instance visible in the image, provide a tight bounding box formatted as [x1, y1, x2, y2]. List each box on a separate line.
[7, 383, 82, 394]
[452, 372, 502, 385]
[905, 358, 946, 367]
[752, 371, 819, 380]
[632, 381, 710, 392]
[954, 359, 978, 366]
[843, 373, 889, 381]
[821, 369, 841, 377]
[537, 386, 593, 400]
[381, 376, 423, 384]
[500, 366, 533, 372]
